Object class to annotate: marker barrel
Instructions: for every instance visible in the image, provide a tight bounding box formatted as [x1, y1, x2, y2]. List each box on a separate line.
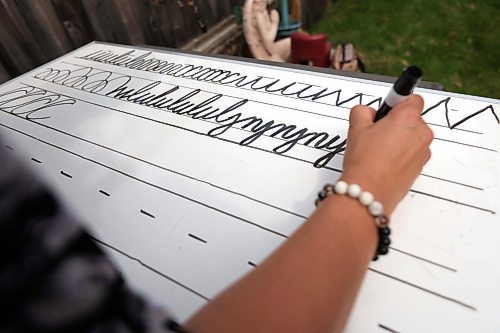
[374, 66, 423, 122]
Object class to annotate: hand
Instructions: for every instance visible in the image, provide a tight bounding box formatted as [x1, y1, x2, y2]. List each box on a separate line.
[341, 94, 434, 215]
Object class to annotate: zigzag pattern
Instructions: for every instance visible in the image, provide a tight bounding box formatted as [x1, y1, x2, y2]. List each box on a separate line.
[421, 97, 499, 129]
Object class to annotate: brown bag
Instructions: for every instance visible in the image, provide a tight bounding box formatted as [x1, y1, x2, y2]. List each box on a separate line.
[333, 43, 365, 72]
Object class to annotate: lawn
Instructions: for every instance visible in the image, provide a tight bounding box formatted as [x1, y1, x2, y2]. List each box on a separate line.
[310, 0, 500, 99]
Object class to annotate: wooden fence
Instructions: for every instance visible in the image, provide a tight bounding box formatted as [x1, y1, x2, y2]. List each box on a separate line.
[0, 0, 327, 84]
[0, 0, 240, 82]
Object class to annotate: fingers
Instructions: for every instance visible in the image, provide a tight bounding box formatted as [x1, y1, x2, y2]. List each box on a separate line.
[349, 105, 376, 129]
[390, 94, 425, 120]
[350, 94, 424, 128]
[390, 94, 434, 145]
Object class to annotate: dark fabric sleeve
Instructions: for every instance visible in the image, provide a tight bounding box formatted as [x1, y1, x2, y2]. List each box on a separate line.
[0, 142, 189, 333]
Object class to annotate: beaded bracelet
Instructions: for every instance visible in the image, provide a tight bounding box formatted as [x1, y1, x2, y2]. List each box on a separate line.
[315, 180, 391, 261]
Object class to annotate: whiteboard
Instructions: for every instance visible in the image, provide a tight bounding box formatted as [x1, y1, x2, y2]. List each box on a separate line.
[1, 42, 499, 332]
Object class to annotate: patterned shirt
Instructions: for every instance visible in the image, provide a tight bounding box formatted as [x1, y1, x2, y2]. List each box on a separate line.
[0, 141, 189, 333]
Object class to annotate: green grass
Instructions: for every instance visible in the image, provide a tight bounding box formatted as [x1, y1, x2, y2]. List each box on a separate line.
[310, 0, 500, 99]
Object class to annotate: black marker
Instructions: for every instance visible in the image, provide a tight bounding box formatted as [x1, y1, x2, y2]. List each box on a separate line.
[374, 65, 423, 122]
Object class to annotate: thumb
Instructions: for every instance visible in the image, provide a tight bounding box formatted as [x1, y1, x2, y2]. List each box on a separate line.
[349, 105, 376, 129]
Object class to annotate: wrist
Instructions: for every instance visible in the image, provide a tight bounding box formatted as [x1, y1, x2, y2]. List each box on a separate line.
[315, 180, 392, 261]
[339, 173, 395, 215]
[316, 194, 378, 261]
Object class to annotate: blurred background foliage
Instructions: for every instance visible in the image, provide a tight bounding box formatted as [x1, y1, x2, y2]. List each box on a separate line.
[311, 0, 500, 99]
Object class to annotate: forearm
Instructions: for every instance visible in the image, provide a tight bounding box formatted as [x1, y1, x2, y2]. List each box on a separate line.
[185, 195, 377, 333]
[256, 11, 279, 52]
[186, 95, 432, 332]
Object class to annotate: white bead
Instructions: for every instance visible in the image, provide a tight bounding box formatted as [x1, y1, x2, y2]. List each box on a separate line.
[359, 191, 374, 206]
[347, 184, 361, 198]
[369, 201, 384, 216]
[334, 181, 348, 194]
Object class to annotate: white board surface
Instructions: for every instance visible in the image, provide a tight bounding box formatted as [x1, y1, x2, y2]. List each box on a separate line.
[1, 42, 499, 332]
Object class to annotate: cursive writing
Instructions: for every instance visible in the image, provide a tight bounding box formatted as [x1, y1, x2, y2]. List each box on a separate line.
[0, 85, 76, 120]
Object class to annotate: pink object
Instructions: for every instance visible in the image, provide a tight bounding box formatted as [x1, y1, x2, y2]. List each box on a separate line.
[243, 0, 291, 62]
[291, 32, 332, 68]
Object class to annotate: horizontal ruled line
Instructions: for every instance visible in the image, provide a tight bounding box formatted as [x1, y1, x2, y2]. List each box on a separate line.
[99, 189, 110, 196]
[140, 209, 156, 219]
[378, 323, 400, 333]
[426, 121, 482, 135]
[410, 189, 495, 214]
[60, 170, 72, 178]
[434, 137, 497, 152]
[188, 233, 207, 243]
[390, 247, 457, 272]
[369, 268, 477, 311]
[341, 150, 482, 190]
[90, 236, 209, 301]
[419, 173, 483, 191]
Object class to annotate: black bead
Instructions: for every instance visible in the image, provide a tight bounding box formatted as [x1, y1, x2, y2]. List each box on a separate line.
[379, 247, 389, 255]
[318, 190, 327, 200]
[380, 227, 391, 236]
[372, 227, 391, 261]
